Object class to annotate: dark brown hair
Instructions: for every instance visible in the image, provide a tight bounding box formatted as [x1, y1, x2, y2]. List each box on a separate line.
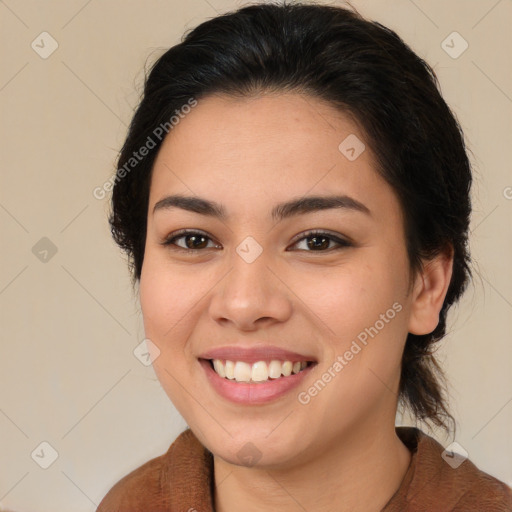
[109, 2, 472, 432]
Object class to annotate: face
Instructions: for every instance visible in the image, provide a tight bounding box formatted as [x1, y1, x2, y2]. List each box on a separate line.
[140, 92, 422, 468]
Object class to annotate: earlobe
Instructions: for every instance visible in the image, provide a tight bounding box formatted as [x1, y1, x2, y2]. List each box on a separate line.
[408, 247, 454, 335]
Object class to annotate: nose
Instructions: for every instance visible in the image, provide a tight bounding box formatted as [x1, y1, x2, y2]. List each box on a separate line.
[208, 248, 293, 331]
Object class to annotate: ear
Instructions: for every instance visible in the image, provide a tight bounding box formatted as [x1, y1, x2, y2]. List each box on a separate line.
[408, 245, 454, 335]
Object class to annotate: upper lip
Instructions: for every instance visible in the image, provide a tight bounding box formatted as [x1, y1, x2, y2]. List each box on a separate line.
[198, 345, 317, 364]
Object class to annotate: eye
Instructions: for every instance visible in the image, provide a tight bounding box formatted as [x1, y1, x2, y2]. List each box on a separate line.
[160, 229, 221, 252]
[160, 229, 352, 253]
[289, 230, 352, 252]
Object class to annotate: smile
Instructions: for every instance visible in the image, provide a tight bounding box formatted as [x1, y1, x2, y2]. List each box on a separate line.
[199, 358, 317, 404]
[209, 359, 313, 383]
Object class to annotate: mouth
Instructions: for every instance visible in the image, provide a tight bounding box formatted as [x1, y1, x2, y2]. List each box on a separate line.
[203, 358, 316, 383]
[197, 345, 318, 404]
[198, 354, 318, 404]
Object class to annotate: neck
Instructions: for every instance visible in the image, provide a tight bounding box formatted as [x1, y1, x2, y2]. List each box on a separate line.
[213, 421, 411, 512]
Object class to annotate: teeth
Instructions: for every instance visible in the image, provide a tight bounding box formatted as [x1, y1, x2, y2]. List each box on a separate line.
[233, 361, 252, 382]
[211, 359, 311, 383]
[212, 359, 225, 378]
[268, 360, 282, 379]
[282, 361, 292, 377]
[225, 360, 235, 380]
[251, 361, 269, 382]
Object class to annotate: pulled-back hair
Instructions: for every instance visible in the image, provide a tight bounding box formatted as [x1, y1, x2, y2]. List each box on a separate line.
[109, 1, 472, 432]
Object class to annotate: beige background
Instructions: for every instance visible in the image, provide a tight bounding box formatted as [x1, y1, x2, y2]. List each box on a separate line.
[0, 0, 511, 510]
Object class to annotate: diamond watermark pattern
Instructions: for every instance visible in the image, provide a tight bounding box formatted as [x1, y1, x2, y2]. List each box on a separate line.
[133, 338, 161, 366]
[32, 237, 58, 263]
[338, 134, 365, 161]
[236, 236, 263, 263]
[31, 32, 59, 59]
[442, 441, 468, 469]
[441, 31, 468, 59]
[236, 442, 262, 467]
[31, 441, 59, 469]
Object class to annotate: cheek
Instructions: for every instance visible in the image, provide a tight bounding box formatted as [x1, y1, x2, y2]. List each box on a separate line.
[294, 251, 410, 405]
[139, 254, 202, 413]
[293, 256, 408, 343]
[139, 252, 200, 348]
[293, 260, 409, 425]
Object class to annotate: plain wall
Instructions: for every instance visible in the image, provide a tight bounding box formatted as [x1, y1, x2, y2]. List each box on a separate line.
[0, 0, 511, 510]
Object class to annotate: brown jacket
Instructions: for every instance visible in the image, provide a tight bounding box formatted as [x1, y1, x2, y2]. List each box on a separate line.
[97, 427, 512, 511]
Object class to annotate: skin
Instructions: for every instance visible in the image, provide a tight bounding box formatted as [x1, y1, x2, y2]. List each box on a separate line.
[139, 92, 453, 512]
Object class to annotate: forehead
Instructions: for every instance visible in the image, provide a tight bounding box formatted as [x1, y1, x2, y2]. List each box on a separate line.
[149, 92, 399, 222]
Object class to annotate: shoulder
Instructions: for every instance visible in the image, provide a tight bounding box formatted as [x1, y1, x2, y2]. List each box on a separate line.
[96, 429, 200, 512]
[398, 427, 512, 511]
[436, 452, 512, 511]
[451, 473, 512, 511]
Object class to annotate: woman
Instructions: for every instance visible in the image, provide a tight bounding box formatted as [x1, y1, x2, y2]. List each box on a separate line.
[97, 2, 512, 511]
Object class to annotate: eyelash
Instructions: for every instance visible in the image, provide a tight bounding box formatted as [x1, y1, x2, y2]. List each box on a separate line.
[160, 229, 352, 253]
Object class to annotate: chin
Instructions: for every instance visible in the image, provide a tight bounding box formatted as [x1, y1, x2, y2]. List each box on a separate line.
[199, 425, 309, 469]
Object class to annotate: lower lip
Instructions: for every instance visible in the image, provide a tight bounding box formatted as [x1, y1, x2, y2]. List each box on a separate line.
[199, 359, 315, 404]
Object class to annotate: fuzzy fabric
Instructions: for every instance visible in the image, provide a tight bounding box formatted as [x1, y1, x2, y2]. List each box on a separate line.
[97, 427, 512, 511]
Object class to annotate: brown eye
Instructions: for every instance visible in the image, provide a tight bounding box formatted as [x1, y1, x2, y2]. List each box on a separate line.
[290, 230, 352, 252]
[182, 234, 209, 249]
[306, 234, 330, 250]
[161, 230, 220, 251]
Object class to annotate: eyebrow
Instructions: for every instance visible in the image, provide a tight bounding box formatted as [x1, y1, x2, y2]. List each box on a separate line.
[152, 194, 371, 222]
